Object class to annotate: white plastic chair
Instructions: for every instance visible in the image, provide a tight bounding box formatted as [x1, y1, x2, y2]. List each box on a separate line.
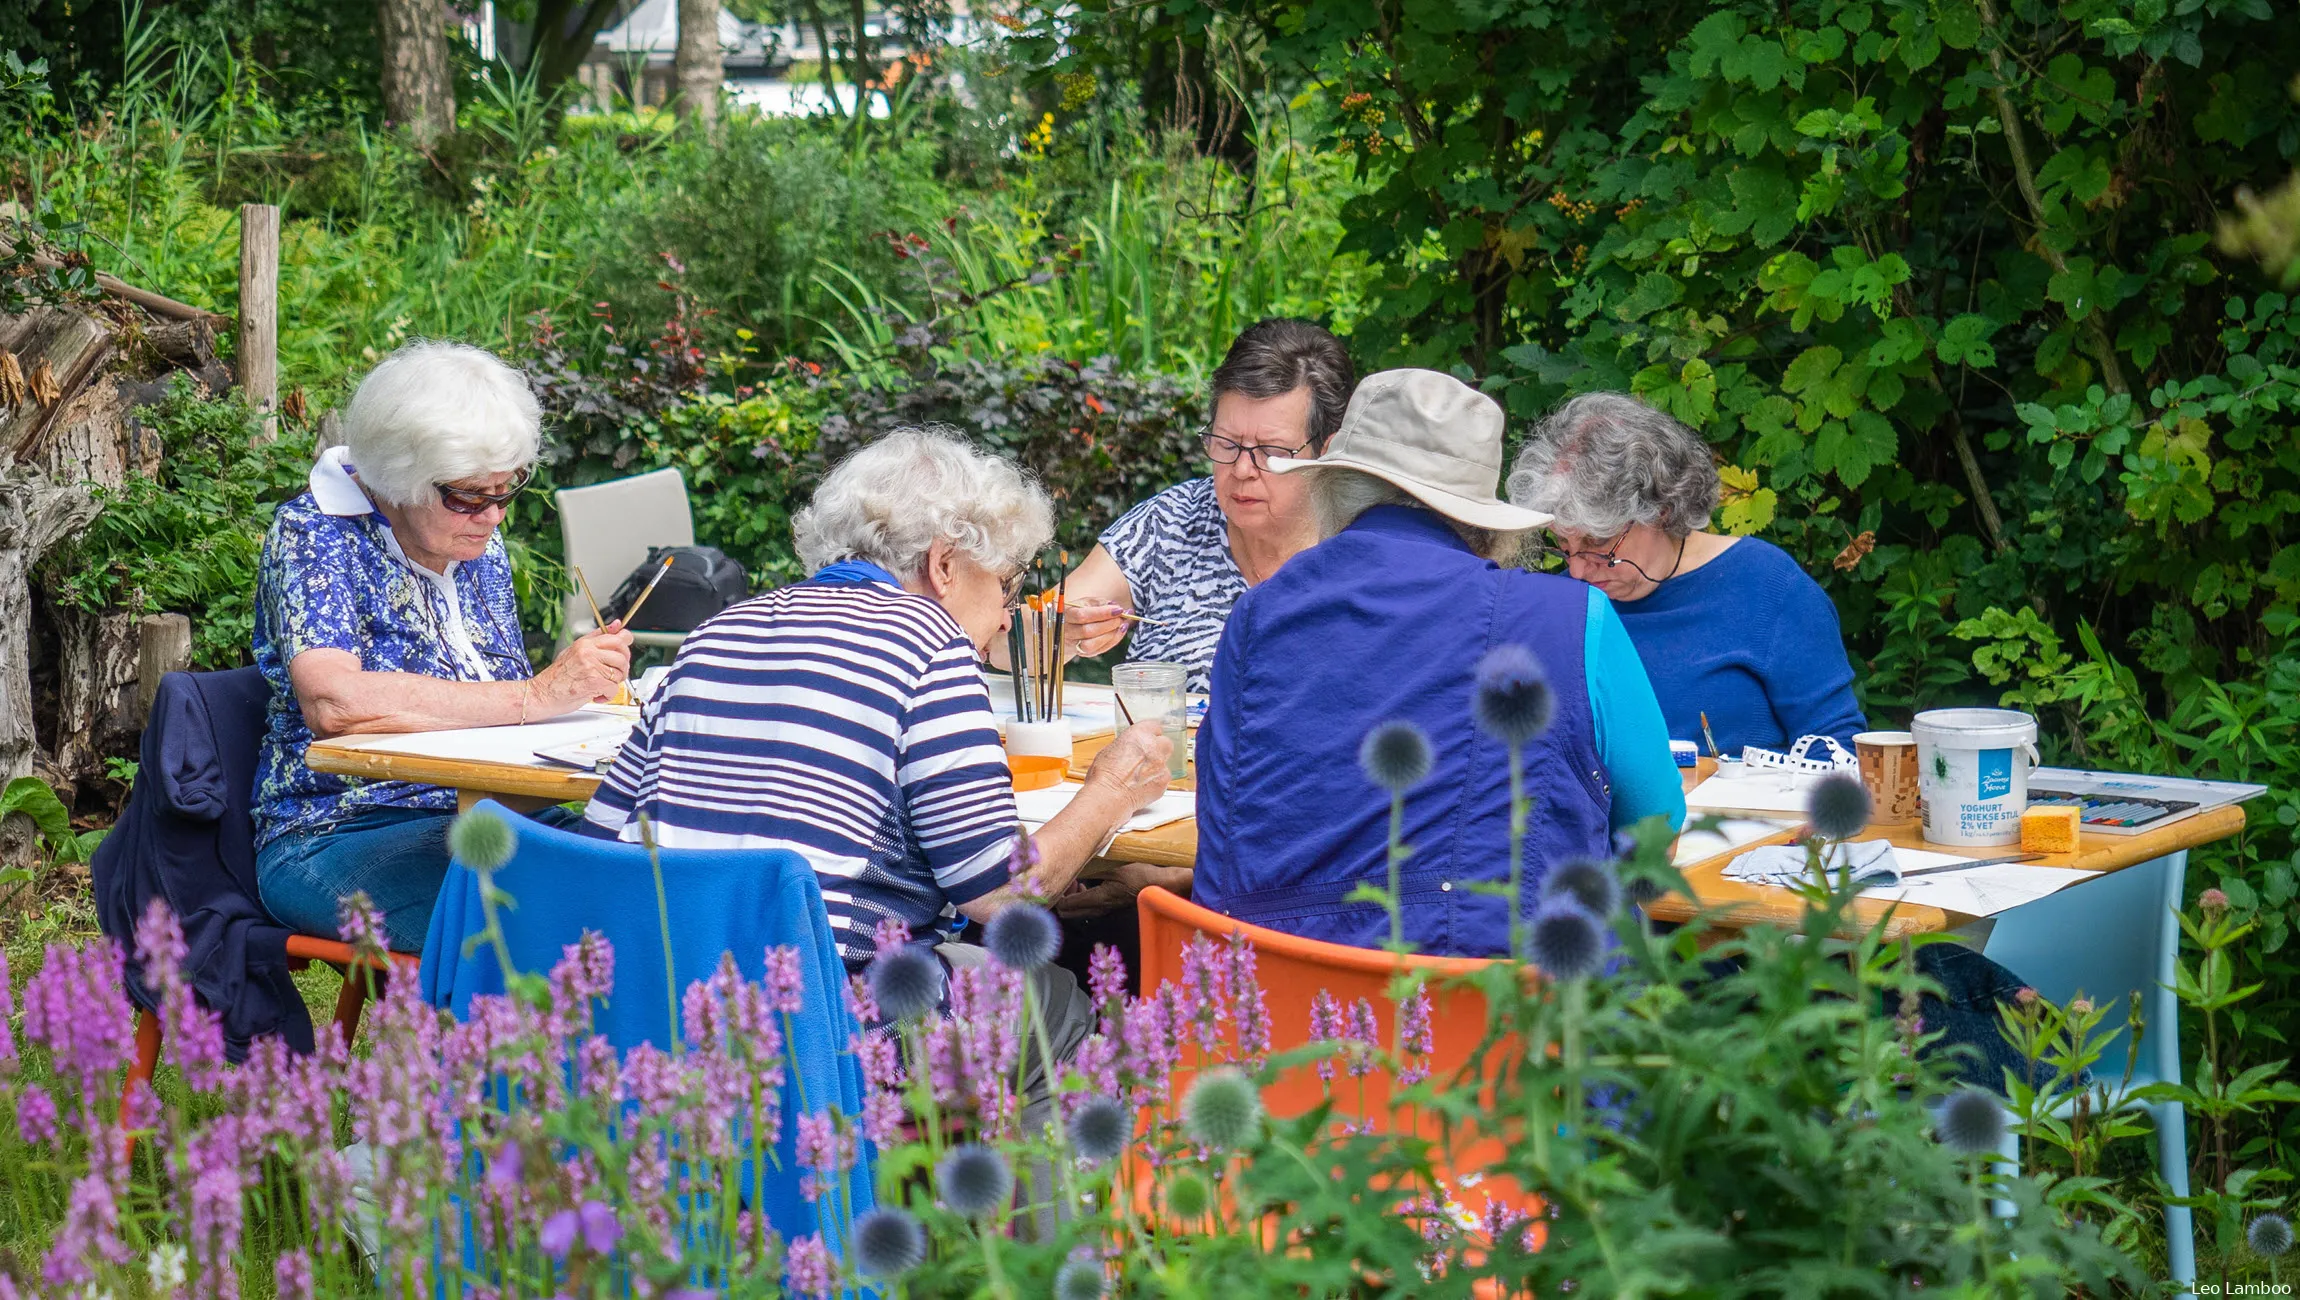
[554, 468, 695, 652]
[1980, 849, 2196, 1297]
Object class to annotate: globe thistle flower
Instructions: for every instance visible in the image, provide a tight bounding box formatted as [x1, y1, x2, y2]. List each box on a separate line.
[1056, 1256, 1109, 1300]
[852, 1206, 927, 1277]
[2249, 1212, 2293, 1258]
[937, 1143, 1014, 1218]
[1936, 1088, 2007, 1156]
[1526, 902, 1606, 980]
[1359, 719, 1433, 793]
[984, 903, 1060, 972]
[447, 807, 517, 870]
[868, 945, 943, 1021]
[1472, 643, 1553, 746]
[1541, 858, 1621, 919]
[1165, 1170, 1211, 1220]
[1806, 773, 1872, 842]
[1067, 1095, 1130, 1163]
[1182, 1067, 1263, 1151]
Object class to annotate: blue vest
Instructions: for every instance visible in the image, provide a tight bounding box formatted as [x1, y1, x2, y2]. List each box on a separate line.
[1194, 506, 1612, 957]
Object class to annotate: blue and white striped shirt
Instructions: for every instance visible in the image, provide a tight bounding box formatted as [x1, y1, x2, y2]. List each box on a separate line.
[583, 568, 1016, 970]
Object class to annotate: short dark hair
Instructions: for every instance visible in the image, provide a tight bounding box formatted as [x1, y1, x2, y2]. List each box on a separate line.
[1208, 318, 1355, 452]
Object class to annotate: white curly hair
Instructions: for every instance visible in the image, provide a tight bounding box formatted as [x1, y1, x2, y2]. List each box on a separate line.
[340, 340, 542, 508]
[793, 426, 1054, 580]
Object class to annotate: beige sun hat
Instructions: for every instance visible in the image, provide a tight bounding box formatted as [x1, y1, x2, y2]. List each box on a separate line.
[1265, 368, 1553, 532]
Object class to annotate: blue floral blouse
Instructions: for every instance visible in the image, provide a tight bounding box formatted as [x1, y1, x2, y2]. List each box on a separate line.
[251, 455, 531, 847]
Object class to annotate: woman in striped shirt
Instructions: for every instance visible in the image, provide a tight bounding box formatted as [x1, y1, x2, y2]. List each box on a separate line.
[584, 427, 1173, 994]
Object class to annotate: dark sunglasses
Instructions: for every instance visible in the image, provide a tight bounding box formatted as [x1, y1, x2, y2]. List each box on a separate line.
[436, 469, 532, 516]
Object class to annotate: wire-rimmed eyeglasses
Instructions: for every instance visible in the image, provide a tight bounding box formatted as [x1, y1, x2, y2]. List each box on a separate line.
[1201, 431, 1308, 472]
[1530, 531, 1685, 586]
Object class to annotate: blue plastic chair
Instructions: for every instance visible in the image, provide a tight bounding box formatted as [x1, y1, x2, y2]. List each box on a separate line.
[1981, 849, 2195, 1296]
[418, 801, 874, 1255]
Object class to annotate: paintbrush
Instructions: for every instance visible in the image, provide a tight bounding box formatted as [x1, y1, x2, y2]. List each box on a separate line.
[618, 554, 676, 628]
[573, 566, 607, 630]
[1053, 553, 1069, 716]
[1699, 711, 1721, 760]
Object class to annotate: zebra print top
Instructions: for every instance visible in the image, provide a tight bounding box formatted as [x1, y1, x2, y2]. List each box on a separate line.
[1097, 477, 1243, 694]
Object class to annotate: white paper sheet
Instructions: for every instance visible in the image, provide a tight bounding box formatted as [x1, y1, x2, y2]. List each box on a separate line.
[1685, 764, 1826, 817]
[1673, 817, 1796, 867]
[331, 710, 635, 769]
[1858, 855, 2100, 918]
[1012, 782, 1195, 834]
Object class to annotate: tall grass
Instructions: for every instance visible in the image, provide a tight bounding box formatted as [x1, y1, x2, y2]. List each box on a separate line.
[813, 128, 1374, 378]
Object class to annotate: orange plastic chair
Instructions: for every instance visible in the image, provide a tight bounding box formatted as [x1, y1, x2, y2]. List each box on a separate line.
[1135, 886, 1542, 1244]
[123, 935, 420, 1121]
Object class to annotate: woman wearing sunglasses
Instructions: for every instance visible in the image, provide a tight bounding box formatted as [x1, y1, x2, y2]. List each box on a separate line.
[1043, 318, 1355, 694]
[250, 341, 633, 952]
[1506, 392, 1866, 759]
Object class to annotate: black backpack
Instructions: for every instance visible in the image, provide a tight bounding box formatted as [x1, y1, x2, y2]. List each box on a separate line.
[606, 545, 749, 632]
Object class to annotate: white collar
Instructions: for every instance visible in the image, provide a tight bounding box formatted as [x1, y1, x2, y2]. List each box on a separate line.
[309, 445, 373, 516]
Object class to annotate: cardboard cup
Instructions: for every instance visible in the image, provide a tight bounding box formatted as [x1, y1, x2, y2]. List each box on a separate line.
[1854, 730, 1921, 823]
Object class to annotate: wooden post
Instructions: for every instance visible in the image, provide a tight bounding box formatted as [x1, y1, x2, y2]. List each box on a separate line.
[134, 614, 192, 725]
[237, 204, 279, 442]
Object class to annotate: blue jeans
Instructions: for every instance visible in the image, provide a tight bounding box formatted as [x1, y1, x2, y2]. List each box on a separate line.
[258, 807, 455, 953]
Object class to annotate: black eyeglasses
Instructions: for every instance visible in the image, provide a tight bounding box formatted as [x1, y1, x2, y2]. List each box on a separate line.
[1531, 531, 1685, 586]
[999, 567, 1029, 610]
[436, 469, 532, 516]
[1201, 432, 1308, 472]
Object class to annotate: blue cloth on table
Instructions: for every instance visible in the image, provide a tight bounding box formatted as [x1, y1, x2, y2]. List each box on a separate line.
[1613, 536, 1866, 758]
[419, 802, 873, 1248]
[91, 667, 316, 1060]
[1194, 505, 1684, 957]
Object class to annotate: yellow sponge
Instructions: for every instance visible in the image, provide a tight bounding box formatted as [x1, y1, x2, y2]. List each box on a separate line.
[2021, 804, 2082, 854]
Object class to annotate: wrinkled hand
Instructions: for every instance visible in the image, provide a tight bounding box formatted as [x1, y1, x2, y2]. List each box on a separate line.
[534, 623, 635, 714]
[1056, 863, 1194, 919]
[1064, 598, 1132, 658]
[1082, 721, 1172, 815]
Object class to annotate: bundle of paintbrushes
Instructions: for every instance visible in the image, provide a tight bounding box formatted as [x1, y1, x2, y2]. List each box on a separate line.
[1005, 554, 1071, 723]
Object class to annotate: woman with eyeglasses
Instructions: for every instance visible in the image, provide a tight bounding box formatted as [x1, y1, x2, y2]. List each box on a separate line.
[250, 341, 634, 951]
[1049, 318, 1355, 694]
[1506, 392, 1866, 759]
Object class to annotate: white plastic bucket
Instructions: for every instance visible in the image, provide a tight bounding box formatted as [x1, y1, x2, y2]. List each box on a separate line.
[1911, 708, 2041, 845]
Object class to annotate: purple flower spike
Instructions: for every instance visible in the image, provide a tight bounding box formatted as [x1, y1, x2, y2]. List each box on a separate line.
[577, 1200, 621, 1255]
[539, 1208, 580, 1260]
[764, 945, 805, 1014]
[23, 940, 134, 1096]
[16, 1086, 57, 1145]
[486, 1141, 523, 1191]
[274, 1249, 315, 1300]
[783, 1232, 839, 1299]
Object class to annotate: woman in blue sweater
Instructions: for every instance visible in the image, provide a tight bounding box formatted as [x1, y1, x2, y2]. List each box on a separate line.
[1506, 393, 1866, 758]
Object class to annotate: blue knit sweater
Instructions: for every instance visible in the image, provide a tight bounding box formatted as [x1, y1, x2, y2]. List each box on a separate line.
[1613, 536, 1867, 758]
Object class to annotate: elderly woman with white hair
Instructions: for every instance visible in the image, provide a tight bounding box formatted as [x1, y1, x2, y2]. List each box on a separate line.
[253, 341, 634, 951]
[1507, 392, 1866, 758]
[583, 427, 1172, 1027]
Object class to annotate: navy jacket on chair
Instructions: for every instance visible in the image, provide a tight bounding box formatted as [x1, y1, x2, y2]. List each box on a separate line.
[91, 667, 317, 1059]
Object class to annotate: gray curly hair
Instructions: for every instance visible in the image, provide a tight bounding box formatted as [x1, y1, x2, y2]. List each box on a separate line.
[1506, 392, 1719, 540]
[793, 425, 1054, 580]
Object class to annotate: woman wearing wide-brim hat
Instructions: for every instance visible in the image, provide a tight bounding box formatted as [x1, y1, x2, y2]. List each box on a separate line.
[1191, 368, 1686, 958]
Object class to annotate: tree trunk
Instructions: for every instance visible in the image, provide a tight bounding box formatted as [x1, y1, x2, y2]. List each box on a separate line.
[674, 0, 723, 126]
[378, 0, 456, 146]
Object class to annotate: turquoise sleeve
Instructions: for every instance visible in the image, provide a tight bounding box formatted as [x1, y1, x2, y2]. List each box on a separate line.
[1584, 587, 1689, 834]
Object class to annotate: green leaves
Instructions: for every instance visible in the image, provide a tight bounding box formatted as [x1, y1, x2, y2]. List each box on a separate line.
[1937, 314, 2000, 367]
